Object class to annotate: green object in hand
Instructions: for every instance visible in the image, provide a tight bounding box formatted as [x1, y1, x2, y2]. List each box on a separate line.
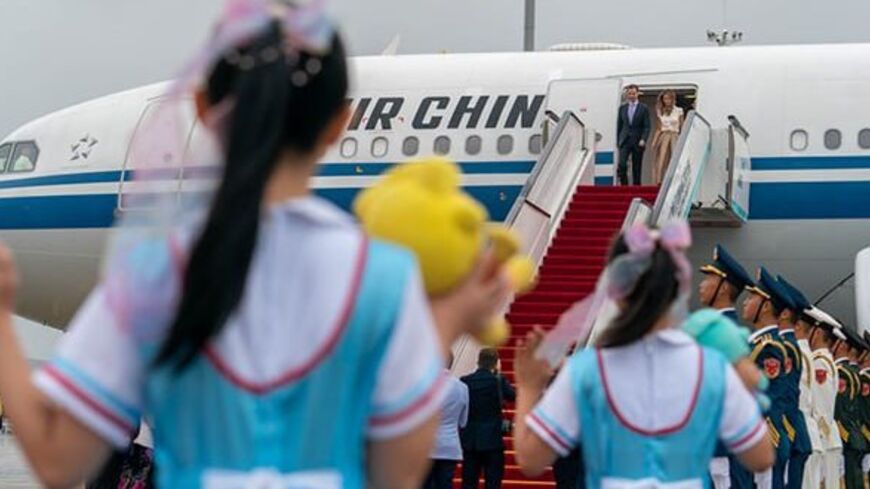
[681, 309, 751, 363]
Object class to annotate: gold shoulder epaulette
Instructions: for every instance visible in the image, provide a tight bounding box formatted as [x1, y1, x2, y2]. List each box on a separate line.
[750, 339, 788, 362]
[813, 353, 836, 374]
[783, 341, 802, 371]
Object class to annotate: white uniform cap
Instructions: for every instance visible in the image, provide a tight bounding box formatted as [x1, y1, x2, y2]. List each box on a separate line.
[806, 307, 847, 340]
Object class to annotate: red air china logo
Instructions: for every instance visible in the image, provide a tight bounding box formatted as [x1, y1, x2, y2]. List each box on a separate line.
[815, 369, 828, 385]
[784, 357, 793, 374]
[764, 359, 781, 379]
[839, 378, 847, 394]
[863, 384, 870, 397]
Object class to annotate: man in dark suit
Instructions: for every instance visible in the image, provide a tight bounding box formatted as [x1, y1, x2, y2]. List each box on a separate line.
[616, 84, 651, 185]
[460, 348, 516, 489]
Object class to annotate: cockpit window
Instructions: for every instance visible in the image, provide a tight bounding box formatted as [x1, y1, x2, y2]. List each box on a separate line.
[0, 144, 11, 172]
[9, 141, 39, 173]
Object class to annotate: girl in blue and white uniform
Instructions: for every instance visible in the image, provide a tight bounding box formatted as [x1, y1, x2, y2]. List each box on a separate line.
[512, 223, 774, 488]
[0, 2, 508, 488]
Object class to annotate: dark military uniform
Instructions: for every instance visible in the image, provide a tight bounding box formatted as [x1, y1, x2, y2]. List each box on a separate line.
[749, 324, 791, 488]
[859, 366, 870, 484]
[836, 327, 867, 489]
[749, 268, 808, 489]
[699, 244, 756, 489]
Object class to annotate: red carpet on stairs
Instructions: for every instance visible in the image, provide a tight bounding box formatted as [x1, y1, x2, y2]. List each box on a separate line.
[453, 185, 660, 489]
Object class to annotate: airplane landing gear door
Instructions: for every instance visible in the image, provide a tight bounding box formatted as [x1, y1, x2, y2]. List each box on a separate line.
[545, 78, 622, 184]
[117, 99, 195, 211]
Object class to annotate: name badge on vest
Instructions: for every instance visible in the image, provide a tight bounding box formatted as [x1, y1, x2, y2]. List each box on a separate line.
[203, 469, 342, 489]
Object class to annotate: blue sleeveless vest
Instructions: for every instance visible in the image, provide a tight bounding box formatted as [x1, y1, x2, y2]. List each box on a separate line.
[139, 240, 414, 489]
[571, 346, 727, 488]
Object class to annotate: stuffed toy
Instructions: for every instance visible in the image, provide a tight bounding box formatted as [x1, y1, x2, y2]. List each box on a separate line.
[682, 309, 769, 410]
[353, 158, 536, 346]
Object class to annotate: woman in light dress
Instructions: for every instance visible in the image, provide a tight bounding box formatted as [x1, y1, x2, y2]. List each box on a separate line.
[652, 90, 685, 185]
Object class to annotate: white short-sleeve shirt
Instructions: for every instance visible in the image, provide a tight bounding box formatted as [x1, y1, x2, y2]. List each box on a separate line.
[527, 329, 766, 457]
[34, 196, 445, 447]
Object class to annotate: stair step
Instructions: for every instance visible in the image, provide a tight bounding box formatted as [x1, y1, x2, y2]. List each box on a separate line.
[550, 231, 618, 243]
[541, 263, 604, 281]
[515, 290, 590, 303]
[507, 312, 561, 323]
[531, 282, 595, 293]
[558, 218, 623, 230]
[564, 202, 634, 213]
[563, 209, 627, 220]
[543, 251, 609, 265]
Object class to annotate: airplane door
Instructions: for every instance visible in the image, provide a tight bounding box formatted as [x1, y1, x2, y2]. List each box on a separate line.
[545, 78, 622, 171]
[118, 99, 195, 211]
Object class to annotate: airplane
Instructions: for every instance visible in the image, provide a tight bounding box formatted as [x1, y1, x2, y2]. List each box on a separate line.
[1, 42, 869, 339]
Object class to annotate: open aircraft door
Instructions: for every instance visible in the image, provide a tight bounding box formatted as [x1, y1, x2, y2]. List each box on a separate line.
[545, 78, 622, 181]
[117, 99, 196, 211]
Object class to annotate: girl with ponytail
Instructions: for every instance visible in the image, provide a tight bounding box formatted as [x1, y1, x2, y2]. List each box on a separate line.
[0, 2, 508, 488]
[511, 222, 774, 488]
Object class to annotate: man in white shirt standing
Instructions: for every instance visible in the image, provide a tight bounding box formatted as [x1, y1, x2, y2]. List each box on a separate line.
[424, 352, 469, 489]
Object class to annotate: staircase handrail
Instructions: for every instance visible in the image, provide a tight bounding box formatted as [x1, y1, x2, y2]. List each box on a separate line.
[725, 115, 751, 222]
[650, 110, 713, 225]
[505, 111, 586, 225]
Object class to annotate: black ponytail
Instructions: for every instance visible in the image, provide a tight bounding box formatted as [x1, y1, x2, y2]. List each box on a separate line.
[597, 232, 681, 349]
[155, 22, 349, 369]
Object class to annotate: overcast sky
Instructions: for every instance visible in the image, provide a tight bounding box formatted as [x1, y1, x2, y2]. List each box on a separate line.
[2, 0, 869, 136]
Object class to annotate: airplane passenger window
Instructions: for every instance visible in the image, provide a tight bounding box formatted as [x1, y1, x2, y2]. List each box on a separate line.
[9, 141, 38, 173]
[465, 136, 482, 156]
[340, 138, 358, 158]
[529, 134, 543, 155]
[497, 135, 514, 155]
[402, 137, 419, 156]
[0, 143, 11, 172]
[789, 130, 808, 152]
[434, 136, 451, 155]
[859, 129, 870, 150]
[371, 137, 389, 158]
[824, 129, 842, 150]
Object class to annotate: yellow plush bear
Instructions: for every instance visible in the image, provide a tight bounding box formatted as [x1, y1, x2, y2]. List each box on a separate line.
[353, 158, 536, 346]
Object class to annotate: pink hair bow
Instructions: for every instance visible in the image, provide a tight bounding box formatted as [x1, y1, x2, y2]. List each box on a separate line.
[535, 220, 693, 368]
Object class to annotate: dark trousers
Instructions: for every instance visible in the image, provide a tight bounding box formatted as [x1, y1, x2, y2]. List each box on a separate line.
[553, 448, 583, 489]
[424, 459, 458, 489]
[785, 410, 811, 489]
[844, 448, 863, 489]
[785, 449, 809, 489]
[461, 449, 504, 489]
[728, 455, 755, 488]
[617, 143, 645, 185]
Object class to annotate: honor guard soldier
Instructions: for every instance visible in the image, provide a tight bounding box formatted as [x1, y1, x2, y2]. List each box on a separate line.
[699, 244, 756, 489]
[742, 268, 792, 489]
[778, 277, 824, 488]
[834, 326, 866, 488]
[806, 308, 846, 489]
[858, 333, 870, 484]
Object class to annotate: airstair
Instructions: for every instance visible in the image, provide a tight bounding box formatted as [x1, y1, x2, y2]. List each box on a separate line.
[451, 110, 751, 488]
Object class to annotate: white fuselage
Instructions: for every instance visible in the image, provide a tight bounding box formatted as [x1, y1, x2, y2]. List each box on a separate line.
[2, 43, 869, 328]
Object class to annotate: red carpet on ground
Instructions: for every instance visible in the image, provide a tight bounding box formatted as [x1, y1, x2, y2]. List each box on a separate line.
[454, 185, 660, 488]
